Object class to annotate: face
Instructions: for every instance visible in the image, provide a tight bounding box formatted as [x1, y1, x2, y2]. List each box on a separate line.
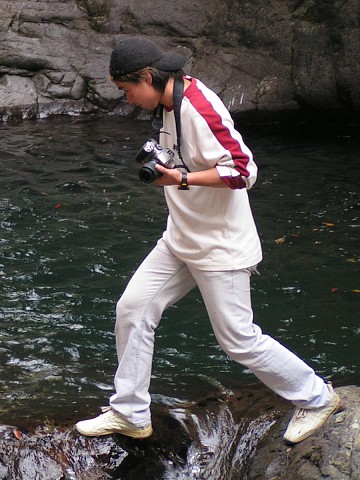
[114, 74, 161, 111]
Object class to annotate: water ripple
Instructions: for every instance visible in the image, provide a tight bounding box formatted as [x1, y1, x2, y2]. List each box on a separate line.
[0, 116, 359, 422]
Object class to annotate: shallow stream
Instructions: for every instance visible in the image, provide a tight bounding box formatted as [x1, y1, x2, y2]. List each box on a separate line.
[0, 115, 359, 425]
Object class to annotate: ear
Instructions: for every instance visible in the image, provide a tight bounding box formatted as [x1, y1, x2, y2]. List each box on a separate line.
[143, 70, 153, 85]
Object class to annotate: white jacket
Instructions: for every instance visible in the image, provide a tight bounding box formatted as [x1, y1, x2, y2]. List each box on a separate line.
[159, 77, 262, 271]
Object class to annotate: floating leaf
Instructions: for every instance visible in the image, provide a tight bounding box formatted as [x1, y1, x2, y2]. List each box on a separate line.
[275, 237, 286, 245]
[352, 290, 360, 293]
[331, 288, 339, 293]
[13, 429, 22, 440]
[323, 222, 335, 227]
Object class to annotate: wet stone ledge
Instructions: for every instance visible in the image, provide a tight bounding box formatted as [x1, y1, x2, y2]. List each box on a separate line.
[0, 385, 358, 479]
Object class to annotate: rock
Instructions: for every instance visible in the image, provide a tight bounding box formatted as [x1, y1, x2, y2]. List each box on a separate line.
[0, 0, 359, 121]
[0, 385, 358, 479]
[0, 385, 288, 480]
[246, 385, 360, 480]
[0, 75, 38, 120]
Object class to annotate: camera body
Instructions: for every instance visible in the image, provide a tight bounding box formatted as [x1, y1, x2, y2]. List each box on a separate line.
[135, 139, 176, 184]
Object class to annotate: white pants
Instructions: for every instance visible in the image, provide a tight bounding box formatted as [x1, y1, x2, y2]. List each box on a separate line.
[110, 239, 329, 426]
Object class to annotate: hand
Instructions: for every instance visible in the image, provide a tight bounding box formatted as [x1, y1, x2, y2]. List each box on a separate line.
[153, 165, 182, 187]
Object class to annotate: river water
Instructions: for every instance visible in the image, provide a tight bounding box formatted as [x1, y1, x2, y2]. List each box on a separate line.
[0, 114, 359, 426]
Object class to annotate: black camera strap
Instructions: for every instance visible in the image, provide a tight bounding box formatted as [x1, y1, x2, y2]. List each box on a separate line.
[173, 77, 190, 172]
[152, 104, 164, 131]
[152, 77, 190, 172]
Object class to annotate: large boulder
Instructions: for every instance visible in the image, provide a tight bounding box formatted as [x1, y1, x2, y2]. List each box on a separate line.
[0, 0, 359, 121]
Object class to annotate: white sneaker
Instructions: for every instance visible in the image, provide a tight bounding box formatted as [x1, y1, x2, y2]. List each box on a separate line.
[75, 407, 153, 439]
[283, 384, 341, 444]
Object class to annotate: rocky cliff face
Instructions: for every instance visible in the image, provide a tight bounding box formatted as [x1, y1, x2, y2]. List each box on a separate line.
[0, 0, 359, 121]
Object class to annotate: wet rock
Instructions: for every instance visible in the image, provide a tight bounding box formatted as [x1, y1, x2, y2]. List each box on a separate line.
[0, 385, 358, 479]
[247, 385, 360, 480]
[0, 385, 288, 480]
[0, 75, 38, 120]
[0, 0, 359, 121]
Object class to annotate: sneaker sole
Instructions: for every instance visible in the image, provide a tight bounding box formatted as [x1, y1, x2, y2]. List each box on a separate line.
[121, 425, 153, 439]
[284, 394, 341, 444]
[76, 424, 153, 439]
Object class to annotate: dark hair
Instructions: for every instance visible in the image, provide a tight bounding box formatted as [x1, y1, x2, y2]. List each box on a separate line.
[112, 67, 185, 94]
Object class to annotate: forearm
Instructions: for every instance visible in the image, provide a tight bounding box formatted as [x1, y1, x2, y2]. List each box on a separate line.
[155, 165, 227, 188]
[186, 167, 227, 188]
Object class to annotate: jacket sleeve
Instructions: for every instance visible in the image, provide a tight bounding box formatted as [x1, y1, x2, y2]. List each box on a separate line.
[212, 111, 258, 190]
[193, 112, 258, 190]
[215, 137, 258, 190]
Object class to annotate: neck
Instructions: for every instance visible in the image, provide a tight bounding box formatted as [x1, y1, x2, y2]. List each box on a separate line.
[159, 76, 190, 109]
[160, 78, 176, 109]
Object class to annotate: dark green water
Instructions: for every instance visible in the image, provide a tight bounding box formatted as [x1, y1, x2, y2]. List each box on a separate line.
[0, 115, 359, 425]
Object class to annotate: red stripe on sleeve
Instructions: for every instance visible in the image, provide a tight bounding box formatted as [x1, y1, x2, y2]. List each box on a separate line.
[184, 79, 251, 180]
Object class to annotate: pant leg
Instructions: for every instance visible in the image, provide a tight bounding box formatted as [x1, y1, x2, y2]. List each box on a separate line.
[189, 266, 329, 408]
[110, 239, 196, 425]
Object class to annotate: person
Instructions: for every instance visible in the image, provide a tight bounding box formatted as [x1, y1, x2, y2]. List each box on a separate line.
[75, 36, 341, 444]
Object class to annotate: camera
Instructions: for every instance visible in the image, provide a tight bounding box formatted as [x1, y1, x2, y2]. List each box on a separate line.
[135, 139, 176, 184]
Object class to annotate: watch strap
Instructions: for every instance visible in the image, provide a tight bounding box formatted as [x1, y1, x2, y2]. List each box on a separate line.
[178, 171, 189, 190]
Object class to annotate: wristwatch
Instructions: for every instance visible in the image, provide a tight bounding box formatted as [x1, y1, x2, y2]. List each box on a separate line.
[178, 172, 189, 190]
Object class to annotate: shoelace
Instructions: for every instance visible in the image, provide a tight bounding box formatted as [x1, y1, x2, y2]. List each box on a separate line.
[294, 408, 310, 422]
[101, 406, 112, 413]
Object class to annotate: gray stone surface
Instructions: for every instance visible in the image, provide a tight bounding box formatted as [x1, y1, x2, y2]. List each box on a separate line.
[0, 386, 358, 479]
[0, 0, 359, 121]
[247, 385, 360, 480]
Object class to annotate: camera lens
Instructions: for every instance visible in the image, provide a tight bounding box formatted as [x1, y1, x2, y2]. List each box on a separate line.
[138, 160, 162, 184]
[139, 167, 156, 184]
